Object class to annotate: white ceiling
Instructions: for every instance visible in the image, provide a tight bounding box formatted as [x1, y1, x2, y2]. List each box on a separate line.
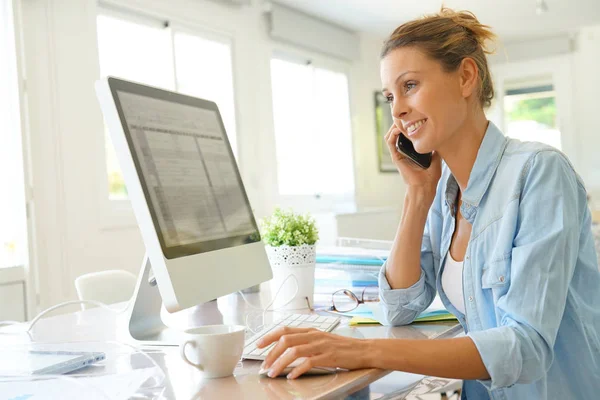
[272, 0, 600, 42]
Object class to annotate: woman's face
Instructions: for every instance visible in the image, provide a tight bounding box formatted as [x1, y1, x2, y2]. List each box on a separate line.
[380, 47, 469, 154]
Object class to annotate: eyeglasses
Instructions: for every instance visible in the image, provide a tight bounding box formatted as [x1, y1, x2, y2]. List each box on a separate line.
[329, 286, 379, 313]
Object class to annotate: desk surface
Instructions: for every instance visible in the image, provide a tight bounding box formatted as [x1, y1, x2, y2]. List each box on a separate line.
[0, 288, 460, 400]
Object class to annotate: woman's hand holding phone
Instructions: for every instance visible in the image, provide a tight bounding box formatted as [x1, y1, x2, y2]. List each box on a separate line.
[384, 124, 442, 202]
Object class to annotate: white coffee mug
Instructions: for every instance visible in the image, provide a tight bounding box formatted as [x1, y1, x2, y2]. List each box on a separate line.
[179, 325, 246, 379]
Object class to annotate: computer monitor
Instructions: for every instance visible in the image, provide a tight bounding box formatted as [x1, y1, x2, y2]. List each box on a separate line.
[95, 77, 272, 344]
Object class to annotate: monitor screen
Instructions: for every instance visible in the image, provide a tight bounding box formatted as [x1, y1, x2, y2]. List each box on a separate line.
[109, 79, 260, 259]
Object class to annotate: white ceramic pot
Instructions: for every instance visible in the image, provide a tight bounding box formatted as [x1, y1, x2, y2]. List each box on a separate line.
[264, 244, 316, 310]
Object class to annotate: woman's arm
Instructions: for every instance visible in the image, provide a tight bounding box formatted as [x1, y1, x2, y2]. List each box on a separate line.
[367, 336, 489, 380]
[385, 187, 435, 289]
[257, 327, 489, 380]
[378, 184, 442, 326]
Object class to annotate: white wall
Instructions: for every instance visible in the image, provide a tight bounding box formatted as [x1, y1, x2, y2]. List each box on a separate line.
[18, 0, 388, 311]
[351, 34, 406, 209]
[573, 25, 600, 202]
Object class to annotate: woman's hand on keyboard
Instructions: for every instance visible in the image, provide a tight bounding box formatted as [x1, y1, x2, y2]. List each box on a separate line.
[256, 326, 371, 379]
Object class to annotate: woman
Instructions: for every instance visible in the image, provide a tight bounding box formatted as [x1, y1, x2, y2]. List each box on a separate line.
[257, 8, 600, 399]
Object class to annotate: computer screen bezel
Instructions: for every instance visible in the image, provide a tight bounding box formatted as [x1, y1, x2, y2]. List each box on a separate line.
[106, 77, 261, 259]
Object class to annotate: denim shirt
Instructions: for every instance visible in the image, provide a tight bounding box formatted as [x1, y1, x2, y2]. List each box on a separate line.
[378, 122, 600, 399]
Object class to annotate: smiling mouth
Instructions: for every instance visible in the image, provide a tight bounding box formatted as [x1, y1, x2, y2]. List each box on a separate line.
[406, 119, 427, 136]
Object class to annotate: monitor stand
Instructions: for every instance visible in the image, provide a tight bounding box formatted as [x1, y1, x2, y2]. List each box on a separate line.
[124, 255, 186, 346]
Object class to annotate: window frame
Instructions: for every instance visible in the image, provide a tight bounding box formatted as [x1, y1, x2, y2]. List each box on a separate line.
[172, 22, 239, 156]
[269, 44, 357, 213]
[489, 55, 577, 166]
[1, 0, 35, 319]
[502, 82, 561, 149]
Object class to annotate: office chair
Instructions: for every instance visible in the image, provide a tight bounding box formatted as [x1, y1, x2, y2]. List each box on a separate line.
[74, 269, 137, 309]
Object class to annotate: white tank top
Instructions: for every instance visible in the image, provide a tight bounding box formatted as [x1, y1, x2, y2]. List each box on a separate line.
[441, 251, 466, 314]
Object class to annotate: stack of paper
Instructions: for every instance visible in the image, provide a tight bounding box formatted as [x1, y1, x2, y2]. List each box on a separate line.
[315, 245, 387, 273]
[314, 245, 385, 305]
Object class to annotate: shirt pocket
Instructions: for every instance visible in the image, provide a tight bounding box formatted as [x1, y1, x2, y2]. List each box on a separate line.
[481, 256, 511, 298]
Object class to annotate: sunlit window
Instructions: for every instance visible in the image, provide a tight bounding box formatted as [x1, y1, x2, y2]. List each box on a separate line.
[504, 84, 561, 150]
[96, 12, 237, 199]
[0, 0, 27, 268]
[270, 58, 355, 203]
[174, 32, 237, 154]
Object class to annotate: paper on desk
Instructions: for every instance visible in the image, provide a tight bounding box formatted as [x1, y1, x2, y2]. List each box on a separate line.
[348, 297, 457, 326]
[0, 367, 159, 400]
[345, 303, 385, 326]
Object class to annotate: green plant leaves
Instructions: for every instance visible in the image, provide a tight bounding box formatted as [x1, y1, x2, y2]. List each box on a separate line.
[259, 207, 319, 247]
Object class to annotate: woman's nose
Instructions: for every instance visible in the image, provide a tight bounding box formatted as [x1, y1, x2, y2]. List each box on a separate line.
[391, 99, 409, 120]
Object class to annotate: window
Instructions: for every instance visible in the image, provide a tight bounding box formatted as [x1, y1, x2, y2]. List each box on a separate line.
[174, 32, 237, 152]
[503, 83, 561, 150]
[270, 57, 355, 208]
[96, 11, 237, 199]
[0, 0, 27, 267]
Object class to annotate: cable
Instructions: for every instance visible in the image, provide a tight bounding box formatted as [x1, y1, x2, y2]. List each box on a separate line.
[0, 300, 128, 335]
[0, 341, 167, 398]
[3, 275, 301, 336]
[0, 306, 167, 396]
[239, 273, 300, 334]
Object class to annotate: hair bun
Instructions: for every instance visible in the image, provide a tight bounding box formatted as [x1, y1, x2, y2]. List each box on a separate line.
[440, 7, 496, 54]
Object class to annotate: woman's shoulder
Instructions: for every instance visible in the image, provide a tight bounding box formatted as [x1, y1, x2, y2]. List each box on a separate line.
[503, 136, 561, 159]
[501, 137, 584, 191]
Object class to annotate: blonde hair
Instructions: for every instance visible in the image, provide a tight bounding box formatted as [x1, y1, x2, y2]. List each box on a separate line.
[381, 8, 496, 108]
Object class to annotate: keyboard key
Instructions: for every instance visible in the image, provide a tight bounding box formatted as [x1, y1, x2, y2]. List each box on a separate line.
[258, 343, 275, 355]
[244, 343, 257, 354]
[297, 323, 318, 329]
[250, 347, 265, 356]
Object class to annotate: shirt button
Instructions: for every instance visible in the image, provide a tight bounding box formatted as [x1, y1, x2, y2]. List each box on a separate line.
[468, 296, 474, 302]
[465, 256, 470, 260]
[499, 275, 505, 283]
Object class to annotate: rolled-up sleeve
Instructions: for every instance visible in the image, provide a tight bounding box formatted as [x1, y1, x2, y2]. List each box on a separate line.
[378, 208, 438, 326]
[468, 151, 582, 390]
[378, 268, 432, 325]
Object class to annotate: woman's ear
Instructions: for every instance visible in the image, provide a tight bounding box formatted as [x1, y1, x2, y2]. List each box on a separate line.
[459, 57, 479, 100]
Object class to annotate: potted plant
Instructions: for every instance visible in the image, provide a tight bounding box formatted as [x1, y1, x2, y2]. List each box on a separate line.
[260, 208, 319, 310]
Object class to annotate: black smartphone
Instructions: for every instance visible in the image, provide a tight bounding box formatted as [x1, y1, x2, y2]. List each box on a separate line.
[396, 133, 432, 169]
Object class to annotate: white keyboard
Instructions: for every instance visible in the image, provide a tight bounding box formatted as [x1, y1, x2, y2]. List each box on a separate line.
[242, 313, 341, 361]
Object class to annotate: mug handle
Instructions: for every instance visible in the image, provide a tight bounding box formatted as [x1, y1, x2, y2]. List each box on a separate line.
[180, 340, 204, 371]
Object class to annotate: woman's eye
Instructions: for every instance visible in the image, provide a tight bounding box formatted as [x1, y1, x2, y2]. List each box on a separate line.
[404, 82, 417, 93]
[385, 95, 393, 104]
